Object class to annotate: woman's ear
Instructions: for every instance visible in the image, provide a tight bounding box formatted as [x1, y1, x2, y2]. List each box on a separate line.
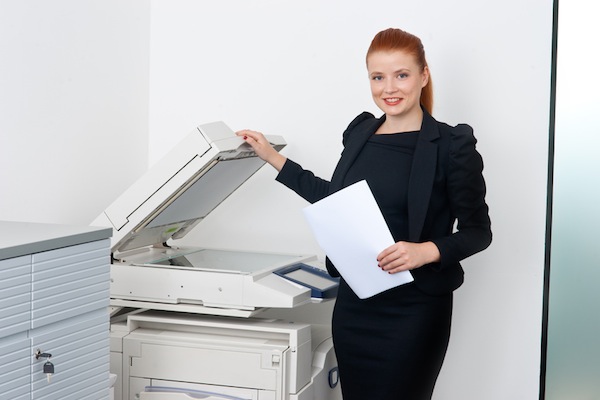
[421, 66, 430, 88]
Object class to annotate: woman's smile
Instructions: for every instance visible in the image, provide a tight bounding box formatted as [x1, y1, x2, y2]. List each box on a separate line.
[384, 97, 402, 106]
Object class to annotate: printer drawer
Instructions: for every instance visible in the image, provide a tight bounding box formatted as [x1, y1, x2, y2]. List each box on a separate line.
[126, 335, 288, 391]
[131, 377, 267, 400]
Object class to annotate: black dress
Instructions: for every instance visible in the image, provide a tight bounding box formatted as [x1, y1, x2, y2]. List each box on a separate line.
[331, 132, 453, 400]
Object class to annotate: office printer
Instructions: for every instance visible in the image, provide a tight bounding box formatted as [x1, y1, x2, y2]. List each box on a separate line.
[93, 122, 341, 400]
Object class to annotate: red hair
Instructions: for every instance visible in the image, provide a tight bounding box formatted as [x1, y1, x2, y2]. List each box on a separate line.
[366, 28, 433, 114]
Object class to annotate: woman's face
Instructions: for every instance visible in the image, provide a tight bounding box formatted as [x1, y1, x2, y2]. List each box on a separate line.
[367, 50, 429, 120]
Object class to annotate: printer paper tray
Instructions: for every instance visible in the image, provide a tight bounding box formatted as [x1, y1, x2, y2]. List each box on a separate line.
[141, 394, 223, 400]
[140, 386, 250, 400]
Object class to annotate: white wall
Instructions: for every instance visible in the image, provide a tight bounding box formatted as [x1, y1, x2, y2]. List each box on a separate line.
[0, 0, 150, 225]
[149, 1, 553, 399]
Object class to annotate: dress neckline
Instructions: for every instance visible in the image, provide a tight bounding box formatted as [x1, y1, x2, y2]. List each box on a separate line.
[373, 130, 420, 136]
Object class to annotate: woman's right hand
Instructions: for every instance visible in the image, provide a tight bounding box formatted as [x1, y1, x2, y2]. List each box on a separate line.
[236, 129, 287, 172]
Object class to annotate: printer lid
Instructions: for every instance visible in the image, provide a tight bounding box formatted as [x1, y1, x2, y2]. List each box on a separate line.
[93, 121, 285, 255]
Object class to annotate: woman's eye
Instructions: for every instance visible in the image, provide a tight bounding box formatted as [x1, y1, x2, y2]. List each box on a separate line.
[398, 73, 408, 79]
[372, 76, 383, 81]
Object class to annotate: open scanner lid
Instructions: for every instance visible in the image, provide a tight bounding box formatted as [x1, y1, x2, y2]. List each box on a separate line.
[92, 121, 285, 255]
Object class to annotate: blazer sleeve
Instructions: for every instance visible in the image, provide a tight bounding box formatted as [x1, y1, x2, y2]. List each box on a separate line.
[431, 124, 492, 267]
[275, 159, 331, 204]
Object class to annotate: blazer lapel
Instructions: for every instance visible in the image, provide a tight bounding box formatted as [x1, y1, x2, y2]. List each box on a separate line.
[408, 111, 439, 241]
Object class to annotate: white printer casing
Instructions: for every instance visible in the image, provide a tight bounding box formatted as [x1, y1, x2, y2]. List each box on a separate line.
[94, 121, 341, 400]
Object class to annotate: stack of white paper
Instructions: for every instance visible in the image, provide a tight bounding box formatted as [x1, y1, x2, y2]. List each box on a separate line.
[302, 180, 413, 299]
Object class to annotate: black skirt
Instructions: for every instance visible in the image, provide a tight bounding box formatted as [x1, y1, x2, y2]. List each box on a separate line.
[332, 279, 453, 400]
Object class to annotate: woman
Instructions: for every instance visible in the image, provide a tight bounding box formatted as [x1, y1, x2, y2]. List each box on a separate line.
[238, 28, 491, 400]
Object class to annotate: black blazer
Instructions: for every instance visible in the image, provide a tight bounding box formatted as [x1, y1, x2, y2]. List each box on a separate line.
[276, 110, 492, 295]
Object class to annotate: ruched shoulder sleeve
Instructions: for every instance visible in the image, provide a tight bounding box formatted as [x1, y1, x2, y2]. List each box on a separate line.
[431, 124, 492, 267]
[342, 112, 374, 147]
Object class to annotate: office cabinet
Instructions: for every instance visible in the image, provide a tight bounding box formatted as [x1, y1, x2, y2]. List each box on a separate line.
[0, 221, 112, 400]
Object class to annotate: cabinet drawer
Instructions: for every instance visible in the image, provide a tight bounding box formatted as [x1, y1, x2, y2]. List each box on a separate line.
[31, 308, 110, 400]
[0, 255, 31, 338]
[0, 333, 31, 400]
[31, 239, 110, 329]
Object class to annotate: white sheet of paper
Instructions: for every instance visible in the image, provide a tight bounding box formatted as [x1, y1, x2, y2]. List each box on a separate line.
[302, 180, 413, 299]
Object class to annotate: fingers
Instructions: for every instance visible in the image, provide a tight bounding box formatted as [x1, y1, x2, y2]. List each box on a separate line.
[236, 129, 265, 143]
[377, 242, 415, 274]
[378, 258, 409, 274]
[235, 129, 286, 170]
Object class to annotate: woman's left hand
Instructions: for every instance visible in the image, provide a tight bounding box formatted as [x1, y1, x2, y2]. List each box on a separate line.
[377, 241, 441, 274]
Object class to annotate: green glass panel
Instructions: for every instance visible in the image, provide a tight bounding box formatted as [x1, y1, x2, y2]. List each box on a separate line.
[545, 1, 600, 398]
